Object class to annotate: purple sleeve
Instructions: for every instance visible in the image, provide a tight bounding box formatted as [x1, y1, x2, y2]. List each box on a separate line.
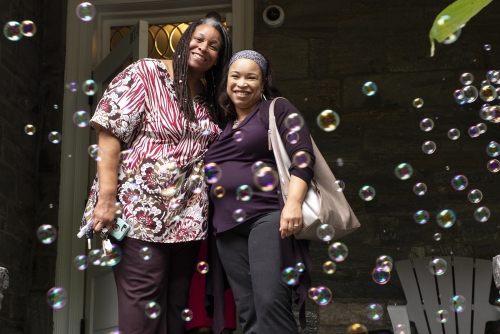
[274, 98, 315, 184]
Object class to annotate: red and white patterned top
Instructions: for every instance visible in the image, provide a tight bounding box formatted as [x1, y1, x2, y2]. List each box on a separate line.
[80, 58, 220, 243]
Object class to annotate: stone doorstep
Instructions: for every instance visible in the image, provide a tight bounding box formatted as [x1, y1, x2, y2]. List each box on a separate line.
[0, 267, 9, 310]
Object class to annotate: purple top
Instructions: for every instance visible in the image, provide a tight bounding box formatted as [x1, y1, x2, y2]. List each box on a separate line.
[205, 98, 315, 233]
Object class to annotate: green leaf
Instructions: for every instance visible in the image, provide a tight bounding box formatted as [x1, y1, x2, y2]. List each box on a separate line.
[429, 0, 493, 56]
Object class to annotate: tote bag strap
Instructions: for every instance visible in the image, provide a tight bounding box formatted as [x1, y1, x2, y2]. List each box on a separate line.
[268, 97, 292, 202]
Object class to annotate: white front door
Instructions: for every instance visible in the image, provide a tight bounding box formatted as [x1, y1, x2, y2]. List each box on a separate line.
[84, 20, 148, 334]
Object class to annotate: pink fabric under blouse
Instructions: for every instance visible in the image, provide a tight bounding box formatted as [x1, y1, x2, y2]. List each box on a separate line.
[80, 58, 220, 243]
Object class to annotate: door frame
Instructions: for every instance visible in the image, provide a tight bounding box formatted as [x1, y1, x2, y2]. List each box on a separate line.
[55, 1, 253, 333]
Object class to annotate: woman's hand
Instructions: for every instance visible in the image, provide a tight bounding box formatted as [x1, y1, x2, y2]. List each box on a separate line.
[280, 200, 302, 238]
[92, 199, 117, 234]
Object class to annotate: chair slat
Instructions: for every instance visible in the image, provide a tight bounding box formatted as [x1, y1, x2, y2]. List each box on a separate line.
[451, 257, 473, 333]
[435, 256, 457, 333]
[472, 259, 500, 333]
[395, 260, 429, 334]
[413, 257, 444, 334]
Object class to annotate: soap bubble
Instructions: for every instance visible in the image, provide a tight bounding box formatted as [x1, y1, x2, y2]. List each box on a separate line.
[213, 186, 225, 198]
[67, 82, 78, 92]
[181, 308, 193, 321]
[462, 85, 478, 103]
[316, 109, 340, 132]
[468, 125, 480, 138]
[253, 167, 278, 191]
[46, 287, 67, 309]
[88, 249, 102, 266]
[414, 210, 429, 225]
[317, 224, 335, 242]
[54, 104, 59, 110]
[286, 131, 299, 144]
[328, 242, 348, 262]
[232, 209, 246, 222]
[455, 94, 466, 105]
[488, 106, 500, 121]
[88, 144, 103, 161]
[460, 73, 474, 85]
[494, 297, 500, 311]
[82, 79, 97, 96]
[347, 324, 368, 334]
[481, 80, 490, 87]
[145, 301, 161, 319]
[285, 113, 304, 132]
[484, 44, 492, 51]
[362, 81, 377, 96]
[293, 151, 311, 168]
[76, 2, 96, 22]
[74, 255, 88, 270]
[467, 189, 483, 203]
[73, 111, 90, 127]
[337, 158, 344, 167]
[21, 20, 36, 37]
[308, 287, 319, 300]
[474, 206, 491, 223]
[366, 303, 384, 321]
[323, 261, 336, 274]
[487, 70, 499, 83]
[487, 141, 500, 157]
[359, 185, 376, 201]
[204, 162, 222, 184]
[139, 247, 152, 260]
[197, 261, 209, 274]
[104, 244, 122, 266]
[434, 233, 442, 241]
[479, 85, 497, 102]
[281, 267, 298, 285]
[334, 179, 345, 192]
[422, 141, 436, 154]
[451, 174, 468, 191]
[3, 21, 22, 41]
[48, 131, 61, 144]
[37, 224, 57, 244]
[487, 159, 500, 172]
[448, 128, 460, 140]
[376, 255, 394, 271]
[251, 161, 267, 173]
[236, 184, 254, 201]
[450, 295, 466, 313]
[295, 262, 305, 273]
[477, 123, 487, 134]
[436, 309, 449, 323]
[233, 131, 244, 142]
[420, 118, 434, 132]
[436, 209, 456, 228]
[429, 258, 447, 275]
[372, 266, 390, 284]
[413, 182, 427, 196]
[413, 98, 424, 108]
[394, 323, 408, 334]
[25, 124, 36, 135]
[394, 163, 413, 180]
[314, 286, 332, 306]
[454, 89, 464, 99]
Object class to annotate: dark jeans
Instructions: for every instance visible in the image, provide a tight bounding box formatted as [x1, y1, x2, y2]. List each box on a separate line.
[112, 236, 201, 334]
[216, 211, 298, 334]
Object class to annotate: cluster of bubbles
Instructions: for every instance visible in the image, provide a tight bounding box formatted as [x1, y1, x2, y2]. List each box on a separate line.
[3, 20, 37, 41]
[371, 255, 393, 285]
[281, 263, 306, 286]
[308, 286, 332, 306]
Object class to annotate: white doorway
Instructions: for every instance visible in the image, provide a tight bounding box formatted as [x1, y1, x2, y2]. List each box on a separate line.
[55, 0, 252, 333]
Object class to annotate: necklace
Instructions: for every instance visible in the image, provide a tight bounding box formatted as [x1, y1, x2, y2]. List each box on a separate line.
[233, 117, 246, 128]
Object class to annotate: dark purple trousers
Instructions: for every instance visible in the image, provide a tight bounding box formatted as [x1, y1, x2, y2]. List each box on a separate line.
[112, 236, 202, 334]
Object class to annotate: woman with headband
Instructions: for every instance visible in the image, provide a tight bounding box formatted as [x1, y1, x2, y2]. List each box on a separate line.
[205, 50, 315, 333]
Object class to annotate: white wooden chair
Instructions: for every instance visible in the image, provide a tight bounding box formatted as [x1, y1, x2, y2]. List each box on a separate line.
[388, 256, 500, 333]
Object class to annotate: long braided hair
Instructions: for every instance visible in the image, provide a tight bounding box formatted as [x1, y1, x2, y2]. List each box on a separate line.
[172, 17, 232, 127]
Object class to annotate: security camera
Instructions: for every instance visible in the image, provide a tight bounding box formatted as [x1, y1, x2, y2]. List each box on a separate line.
[263, 5, 285, 28]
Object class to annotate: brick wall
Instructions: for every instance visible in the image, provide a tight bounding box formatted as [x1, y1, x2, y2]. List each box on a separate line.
[255, 0, 500, 332]
[0, 0, 66, 333]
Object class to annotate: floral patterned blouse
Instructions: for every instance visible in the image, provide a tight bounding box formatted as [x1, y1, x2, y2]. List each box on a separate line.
[80, 58, 220, 243]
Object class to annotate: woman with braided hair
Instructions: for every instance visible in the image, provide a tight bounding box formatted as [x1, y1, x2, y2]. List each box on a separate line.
[79, 17, 232, 333]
